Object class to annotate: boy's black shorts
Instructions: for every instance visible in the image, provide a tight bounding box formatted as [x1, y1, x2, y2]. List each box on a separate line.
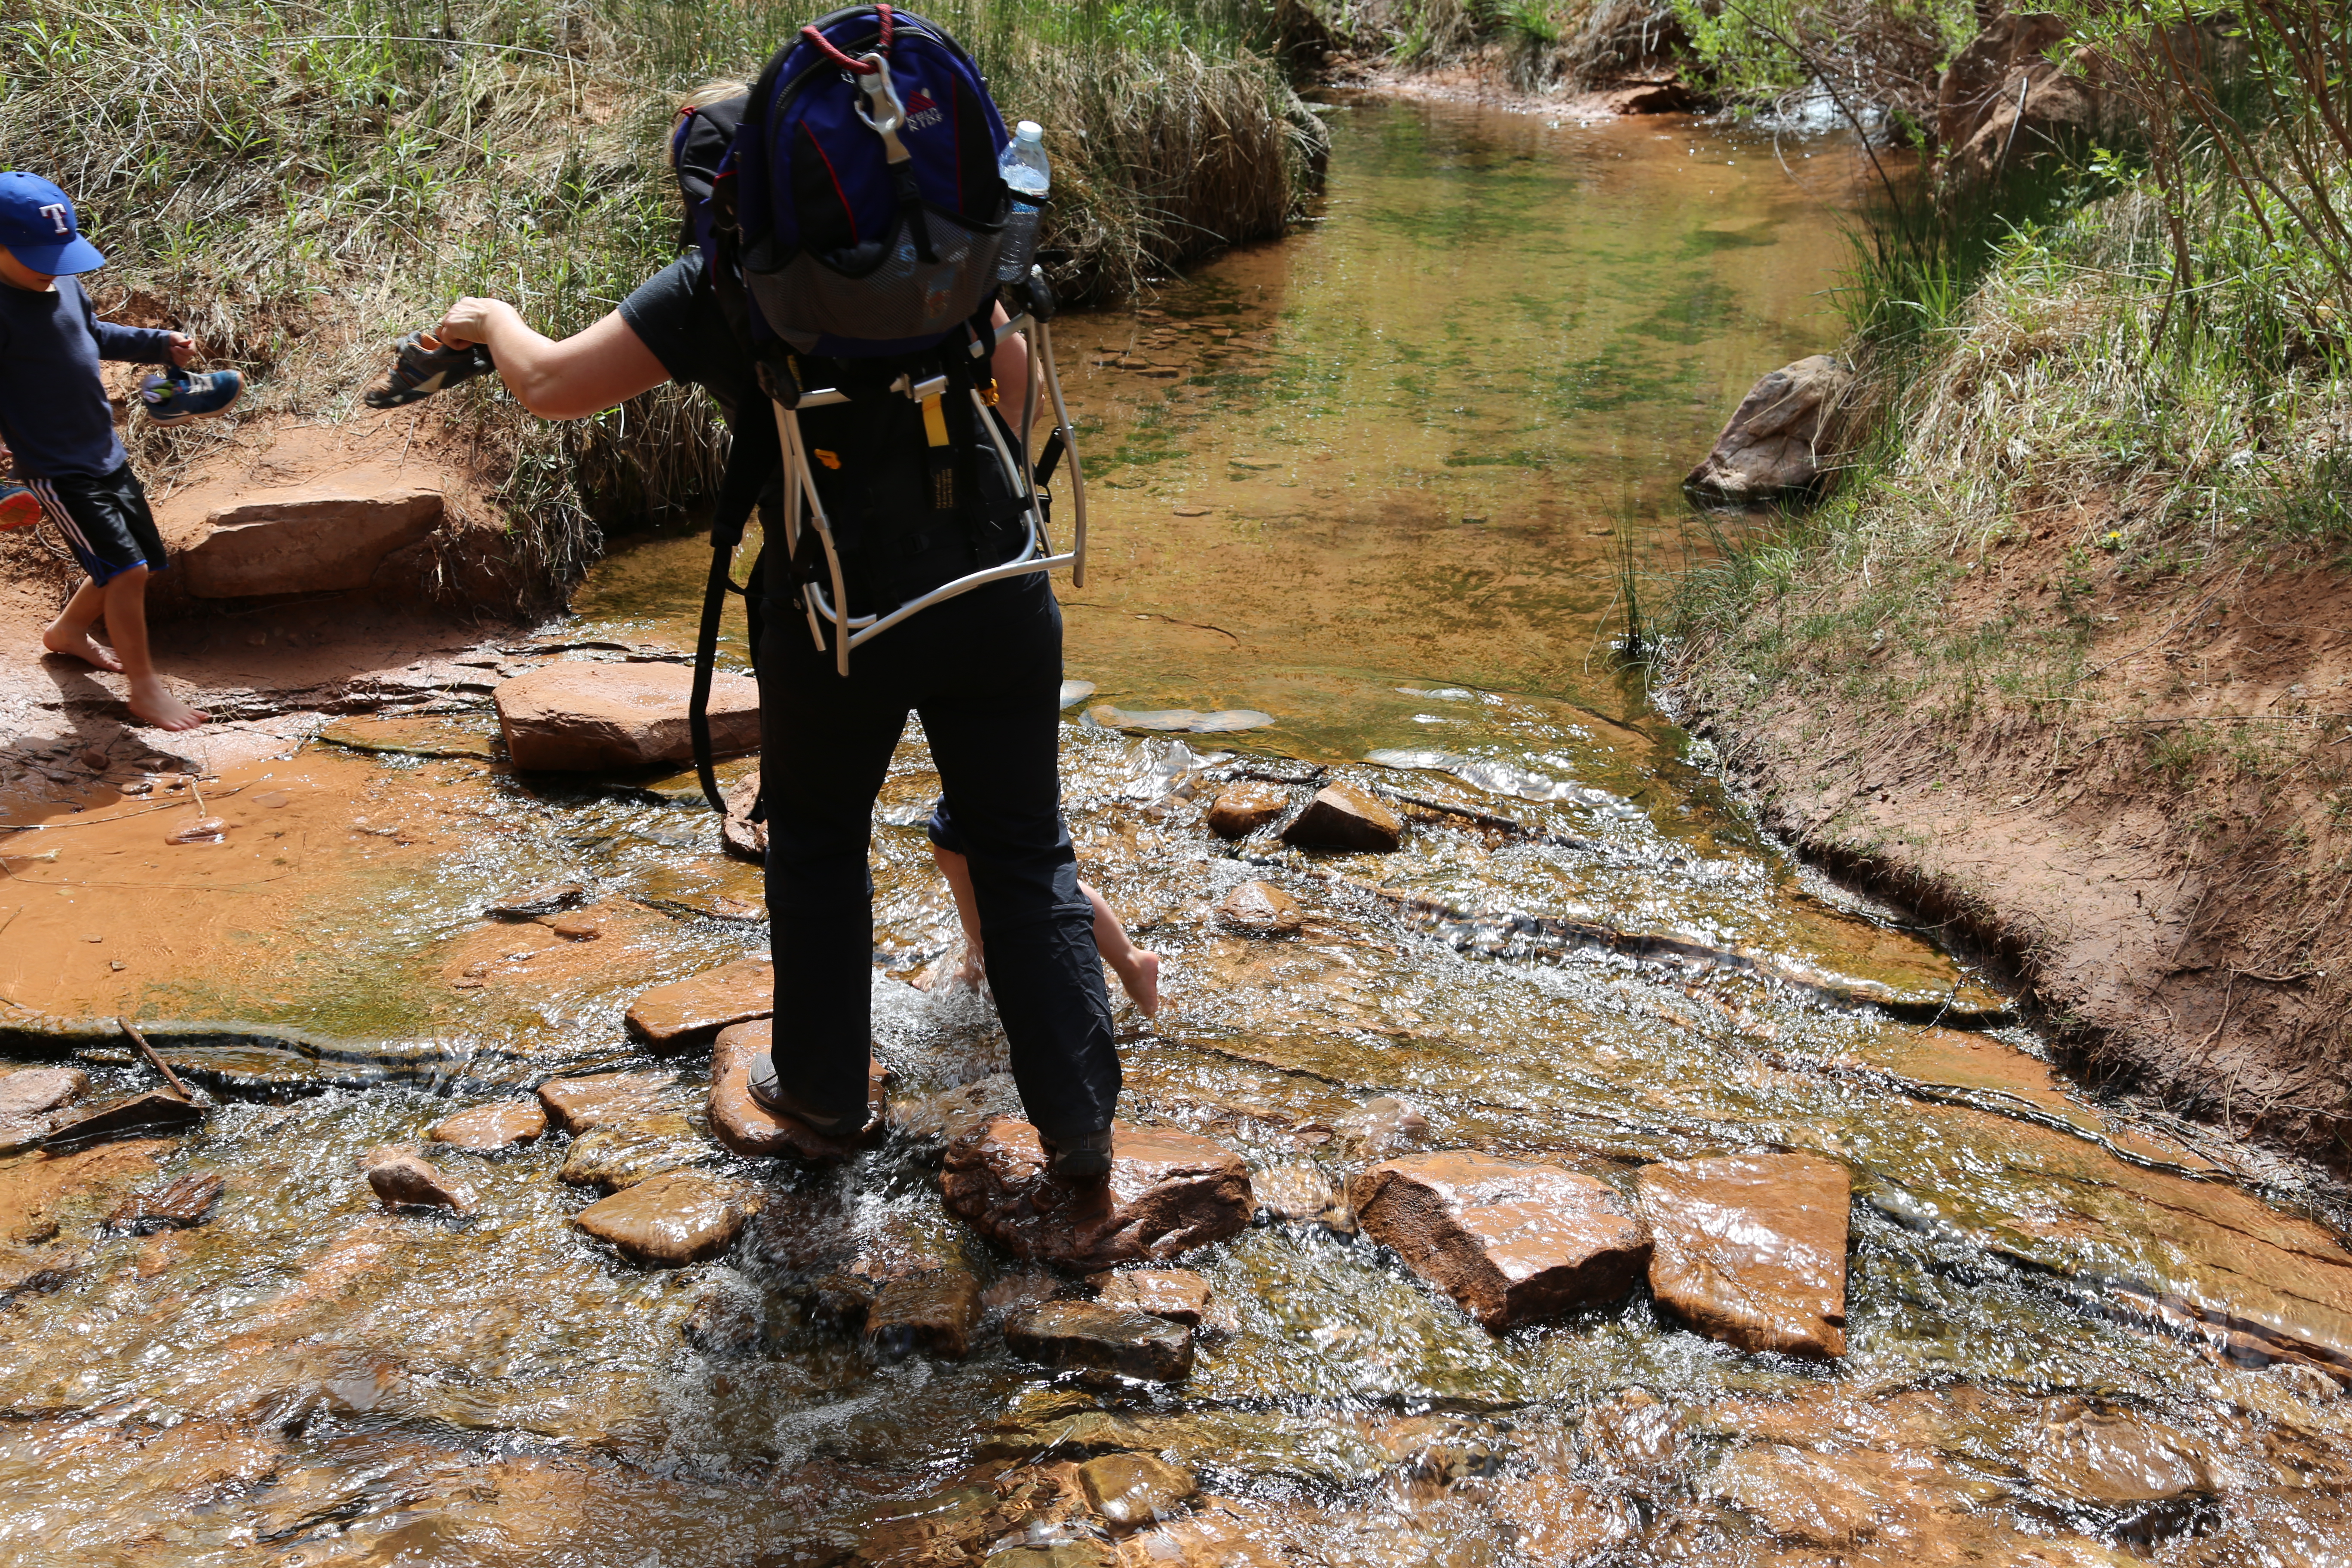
[31, 463, 165, 585]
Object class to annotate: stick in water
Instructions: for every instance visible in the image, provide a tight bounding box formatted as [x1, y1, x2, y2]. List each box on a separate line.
[117, 1016, 197, 1104]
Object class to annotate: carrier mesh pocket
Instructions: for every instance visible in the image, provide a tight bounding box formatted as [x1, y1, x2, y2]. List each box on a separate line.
[747, 206, 1039, 352]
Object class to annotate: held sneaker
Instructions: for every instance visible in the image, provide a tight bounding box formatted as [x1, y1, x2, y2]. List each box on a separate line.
[366, 329, 497, 409]
[141, 366, 244, 426]
[0, 481, 41, 531]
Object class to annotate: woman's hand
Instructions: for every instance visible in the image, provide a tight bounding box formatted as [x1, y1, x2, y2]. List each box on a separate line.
[435, 297, 509, 349]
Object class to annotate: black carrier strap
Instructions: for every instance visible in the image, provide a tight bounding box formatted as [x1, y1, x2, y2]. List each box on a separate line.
[689, 404, 783, 816]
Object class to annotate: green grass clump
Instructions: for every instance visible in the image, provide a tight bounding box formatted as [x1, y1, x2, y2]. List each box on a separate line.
[0, 0, 1320, 607]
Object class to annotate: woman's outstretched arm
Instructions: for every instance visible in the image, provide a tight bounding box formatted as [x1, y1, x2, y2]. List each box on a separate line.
[434, 298, 670, 421]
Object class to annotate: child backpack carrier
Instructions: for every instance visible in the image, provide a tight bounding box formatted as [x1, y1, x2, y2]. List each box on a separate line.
[681, 4, 1090, 816]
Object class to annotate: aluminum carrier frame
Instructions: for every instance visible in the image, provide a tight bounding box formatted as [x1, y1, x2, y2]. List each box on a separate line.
[769, 285, 1088, 678]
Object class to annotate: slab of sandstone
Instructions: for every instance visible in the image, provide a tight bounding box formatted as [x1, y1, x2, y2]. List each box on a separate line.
[1205, 783, 1290, 839]
[557, 1112, 719, 1192]
[1279, 783, 1402, 854]
[625, 956, 775, 1050]
[864, 1268, 984, 1360]
[183, 479, 444, 598]
[1216, 880, 1301, 936]
[494, 662, 760, 772]
[708, 1020, 885, 1161]
[428, 1100, 546, 1152]
[1634, 1152, 1850, 1359]
[536, 1072, 672, 1135]
[1683, 355, 1853, 502]
[942, 1119, 1253, 1272]
[571, 1170, 751, 1267]
[1351, 1152, 1649, 1330]
[1078, 1452, 1198, 1531]
[1087, 1268, 1214, 1326]
[103, 1171, 224, 1235]
[0, 1068, 87, 1120]
[1004, 1299, 1195, 1381]
[45, 1090, 205, 1151]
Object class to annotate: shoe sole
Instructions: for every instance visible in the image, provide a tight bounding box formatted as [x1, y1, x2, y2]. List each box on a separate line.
[0, 494, 42, 531]
[146, 378, 243, 427]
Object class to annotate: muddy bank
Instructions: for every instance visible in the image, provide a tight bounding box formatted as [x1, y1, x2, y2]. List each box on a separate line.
[1670, 510, 2352, 1167]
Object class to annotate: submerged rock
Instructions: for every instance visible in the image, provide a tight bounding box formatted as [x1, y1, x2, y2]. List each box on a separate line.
[1216, 880, 1302, 936]
[483, 881, 588, 918]
[556, 1112, 717, 1192]
[624, 956, 774, 1051]
[1280, 782, 1403, 854]
[0, 1245, 83, 1301]
[1004, 1299, 1196, 1381]
[942, 1118, 1253, 1271]
[0, 1067, 87, 1120]
[103, 1171, 224, 1234]
[1205, 783, 1290, 839]
[570, 1170, 751, 1267]
[1087, 1268, 1214, 1326]
[1351, 1152, 1649, 1330]
[1253, 1162, 1354, 1232]
[428, 1100, 547, 1152]
[708, 1020, 886, 1161]
[1683, 354, 1853, 502]
[2024, 1398, 2214, 1510]
[1635, 1152, 1849, 1359]
[536, 1072, 671, 1135]
[493, 661, 760, 772]
[864, 1268, 985, 1360]
[45, 1090, 205, 1151]
[361, 1146, 476, 1215]
[1333, 1096, 1431, 1159]
[1078, 1452, 1197, 1531]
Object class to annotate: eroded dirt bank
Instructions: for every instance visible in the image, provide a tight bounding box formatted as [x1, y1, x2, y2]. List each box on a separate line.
[1671, 509, 2352, 1167]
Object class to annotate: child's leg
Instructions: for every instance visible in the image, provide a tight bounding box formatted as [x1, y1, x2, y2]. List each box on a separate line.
[41, 576, 123, 672]
[1082, 879, 1161, 1018]
[101, 567, 206, 732]
[930, 844, 988, 986]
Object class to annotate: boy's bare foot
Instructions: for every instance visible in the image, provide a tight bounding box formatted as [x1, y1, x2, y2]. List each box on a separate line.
[1110, 946, 1162, 1018]
[40, 625, 124, 672]
[954, 943, 986, 989]
[127, 675, 208, 732]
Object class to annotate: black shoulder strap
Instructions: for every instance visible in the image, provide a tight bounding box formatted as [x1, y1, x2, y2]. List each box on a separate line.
[689, 404, 783, 815]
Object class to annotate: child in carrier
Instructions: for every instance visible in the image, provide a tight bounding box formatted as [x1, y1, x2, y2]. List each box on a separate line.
[0, 171, 242, 732]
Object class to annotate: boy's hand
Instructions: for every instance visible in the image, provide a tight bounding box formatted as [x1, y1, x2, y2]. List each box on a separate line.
[166, 331, 196, 367]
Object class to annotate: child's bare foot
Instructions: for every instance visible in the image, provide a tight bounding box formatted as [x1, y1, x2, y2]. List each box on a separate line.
[41, 625, 124, 672]
[1109, 946, 1161, 1018]
[955, 943, 986, 989]
[127, 675, 207, 732]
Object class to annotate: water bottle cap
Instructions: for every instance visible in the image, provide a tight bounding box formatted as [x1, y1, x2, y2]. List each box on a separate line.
[1015, 120, 1044, 143]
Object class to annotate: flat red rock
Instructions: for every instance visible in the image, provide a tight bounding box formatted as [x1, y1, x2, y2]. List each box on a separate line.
[708, 1020, 885, 1161]
[1351, 1152, 1649, 1330]
[1205, 784, 1289, 839]
[428, 1100, 547, 1152]
[942, 1119, 1253, 1271]
[571, 1171, 752, 1267]
[1635, 1152, 1850, 1359]
[625, 956, 775, 1051]
[493, 662, 759, 772]
[535, 1072, 671, 1135]
[1087, 1268, 1214, 1326]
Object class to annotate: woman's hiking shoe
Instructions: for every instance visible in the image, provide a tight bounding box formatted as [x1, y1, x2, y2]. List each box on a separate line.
[746, 1050, 862, 1138]
[140, 367, 243, 426]
[366, 329, 496, 409]
[0, 482, 42, 531]
[1040, 1127, 1115, 1182]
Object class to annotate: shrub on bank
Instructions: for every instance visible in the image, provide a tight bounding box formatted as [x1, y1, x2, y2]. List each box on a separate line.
[0, 0, 1323, 605]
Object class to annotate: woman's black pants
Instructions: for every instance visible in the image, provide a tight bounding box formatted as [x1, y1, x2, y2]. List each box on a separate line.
[756, 571, 1120, 1143]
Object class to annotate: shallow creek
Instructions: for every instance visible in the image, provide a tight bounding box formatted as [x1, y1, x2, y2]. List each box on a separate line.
[6, 98, 2352, 1566]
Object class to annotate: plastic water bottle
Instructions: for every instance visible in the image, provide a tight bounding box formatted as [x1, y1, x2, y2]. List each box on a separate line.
[1000, 121, 1050, 201]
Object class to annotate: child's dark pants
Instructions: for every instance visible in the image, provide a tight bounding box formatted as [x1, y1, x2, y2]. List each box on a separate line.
[756, 570, 1120, 1142]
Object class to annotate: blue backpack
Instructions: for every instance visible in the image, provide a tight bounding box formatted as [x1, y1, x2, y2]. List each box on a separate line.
[681, 5, 1087, 813]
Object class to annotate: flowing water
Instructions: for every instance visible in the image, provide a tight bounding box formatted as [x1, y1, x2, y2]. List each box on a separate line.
[6, 98, 2352, 1566]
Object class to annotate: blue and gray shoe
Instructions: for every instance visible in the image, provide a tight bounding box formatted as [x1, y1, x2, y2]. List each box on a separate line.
[141, 366, 244, 426]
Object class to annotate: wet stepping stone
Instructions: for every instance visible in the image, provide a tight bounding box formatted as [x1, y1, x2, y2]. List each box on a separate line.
[557, 1112, 718, 1192]
[1280, 782, 1403, 853]
[1087, 1267, 1214, 1326]
[1087, 703, 1275, 735]
[864, 1268, 984, 1360]
[0, 1068, 87, 1120]
[1005, 1299, 1195, 1381]
[1216, 880, 1302, 936]
[1351, 1152, 1648, 1330]
[361, 1146, 476, 1214]
[536, 1071, 671, 1134]
[103, 1171, 223, 1234]
[1078, 1452, 1197, 1530]
[624, 956, 774, 1051]
[493, 662, 759, 772]
[571, 1170, 751, 1267]
[709, 1020, 886, 1160]
[1634, 1152, 1849, 1359]
[943, 1118, 1253, 1271]
[1205, 782, 1290, 838]
[428, 1099, 546, 1152]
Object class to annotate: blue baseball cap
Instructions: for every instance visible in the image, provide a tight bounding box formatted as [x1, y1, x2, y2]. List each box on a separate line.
[0, 173, 105, 275]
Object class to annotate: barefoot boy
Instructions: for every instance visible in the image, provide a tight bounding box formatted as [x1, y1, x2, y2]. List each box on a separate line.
[0, 172, 238, 731]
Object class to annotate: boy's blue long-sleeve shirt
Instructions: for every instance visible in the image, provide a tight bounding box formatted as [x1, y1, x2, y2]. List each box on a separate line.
[0, 274, 174, 479]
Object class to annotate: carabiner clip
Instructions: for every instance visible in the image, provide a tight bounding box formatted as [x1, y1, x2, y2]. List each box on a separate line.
[855, 54, 909, 153]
